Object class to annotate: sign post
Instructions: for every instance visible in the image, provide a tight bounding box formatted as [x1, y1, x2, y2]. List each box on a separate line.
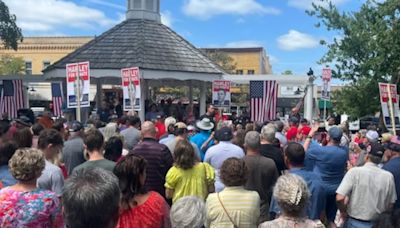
[321, 68, 332, 121]
[122, 67, 141, 112]
[66, 62, 90, 122]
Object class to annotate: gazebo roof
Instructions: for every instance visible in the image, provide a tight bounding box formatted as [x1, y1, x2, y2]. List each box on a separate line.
[44, 19, 223, 76]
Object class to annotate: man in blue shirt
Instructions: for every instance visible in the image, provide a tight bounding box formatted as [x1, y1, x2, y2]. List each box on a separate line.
[383, 135, 400, 209]
[304, 126, 348, 226]
[270, 142, 326, 221]
[190, 118, 214, 161]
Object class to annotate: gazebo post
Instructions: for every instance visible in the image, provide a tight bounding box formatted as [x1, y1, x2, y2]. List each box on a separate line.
[139, 79, 147, 121]
[188, 80, 193, 106]
[96, 79, 102, 110]
[200, 81, 206, 115]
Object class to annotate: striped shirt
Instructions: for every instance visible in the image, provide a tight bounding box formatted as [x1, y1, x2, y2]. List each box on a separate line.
[206, 186, 260, 228]
[131, 138, 173, 198]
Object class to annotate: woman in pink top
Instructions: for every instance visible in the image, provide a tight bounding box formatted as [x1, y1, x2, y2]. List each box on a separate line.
[114, 154, 171, 228]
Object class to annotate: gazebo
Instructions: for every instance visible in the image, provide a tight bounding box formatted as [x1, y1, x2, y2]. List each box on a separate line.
[43, 0, 224, 121]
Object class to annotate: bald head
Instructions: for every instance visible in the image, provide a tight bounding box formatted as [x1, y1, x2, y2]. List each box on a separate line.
[141, 121, 157, 139]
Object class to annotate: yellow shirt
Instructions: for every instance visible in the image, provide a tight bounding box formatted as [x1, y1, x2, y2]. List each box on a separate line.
[165, 162, 215, 203]
[206, 186, 260, 228]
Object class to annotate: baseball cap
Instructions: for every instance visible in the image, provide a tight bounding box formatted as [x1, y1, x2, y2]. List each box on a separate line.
[69, 121, 83, 132]
[368, 141, 385, 158]
[385, 135, 400, 152]
[215, 127, 233, 141]
[366, 130, 379, 142]
[289, 116, 299, 124]
[328, 126, 343, 141]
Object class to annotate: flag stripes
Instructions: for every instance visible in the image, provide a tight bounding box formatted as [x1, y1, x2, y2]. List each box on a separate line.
[250, 80, 278, 122]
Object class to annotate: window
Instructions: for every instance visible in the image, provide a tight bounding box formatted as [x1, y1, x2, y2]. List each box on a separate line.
[248, 70, 255, 75]
[43, 61, 51, 70]
[236, 70, 243, 75]
[25, 61, 32, 75]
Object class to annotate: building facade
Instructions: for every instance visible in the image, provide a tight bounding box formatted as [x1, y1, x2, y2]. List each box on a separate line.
[0, 37, 93, 75]
[201, 47, 273, 74]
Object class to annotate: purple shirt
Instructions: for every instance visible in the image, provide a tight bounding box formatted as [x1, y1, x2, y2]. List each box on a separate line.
[131, 138, 173, 198]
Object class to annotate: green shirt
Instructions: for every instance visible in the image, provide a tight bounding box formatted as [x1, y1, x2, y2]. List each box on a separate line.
[72, 159, 116, 174]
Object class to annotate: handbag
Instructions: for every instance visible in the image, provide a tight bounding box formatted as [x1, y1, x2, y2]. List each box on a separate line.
[217, 193, 239, 228]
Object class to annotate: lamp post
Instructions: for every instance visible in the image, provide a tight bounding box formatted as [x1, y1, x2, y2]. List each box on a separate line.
[305, 68, 315, 121]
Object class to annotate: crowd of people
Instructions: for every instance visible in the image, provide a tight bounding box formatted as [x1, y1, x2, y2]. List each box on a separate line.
[0, 104, 399, 228]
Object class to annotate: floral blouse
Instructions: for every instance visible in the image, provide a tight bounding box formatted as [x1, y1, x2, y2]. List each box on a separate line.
[0, 187, 63, 228]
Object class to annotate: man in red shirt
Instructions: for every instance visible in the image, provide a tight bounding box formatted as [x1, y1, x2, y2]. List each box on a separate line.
[154, 114, 166, 140]
[286, 117, 299, 142]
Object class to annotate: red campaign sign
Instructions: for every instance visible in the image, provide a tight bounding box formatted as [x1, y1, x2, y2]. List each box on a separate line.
[122, 69, 130, 86]
[322, 68, 332, 81]
[78, 62, 90, 80]
[213, 80, 230, 91]
[379, 83, 397, 103]
[130, 67, 140, 85]
[66, 64, 78, 82]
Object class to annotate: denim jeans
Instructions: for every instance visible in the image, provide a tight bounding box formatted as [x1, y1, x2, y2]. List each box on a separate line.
[344, 217, 372, 228]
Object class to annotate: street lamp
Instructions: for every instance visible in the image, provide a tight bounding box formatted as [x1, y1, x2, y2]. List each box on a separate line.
[304, 67, 315, 121]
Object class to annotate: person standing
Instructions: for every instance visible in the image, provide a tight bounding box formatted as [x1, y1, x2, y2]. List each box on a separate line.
[165, 122, 200, 159]
[0, 148, 63, 227]
[274, 121, 287, 147]
[190, 118, 215, 161]
[243, 131, 278, 223]
[206, 157, 260, 228]
[270, 142, 326, 222]
[383, 136, 400, 209]
[62, 121, 85, 175]
[336, 142, 397, 227]
[304, 125, 348, 226]
[63, 168, 120, 228]
[131, 121, 173, 198]
[204, 127, 244, 192]
[36, 129, 65, 197]
[260, 125, 285, 175]
[120, 116, 141, 151]
[286, 117, 299, 142]
[72, 129, 115, 173]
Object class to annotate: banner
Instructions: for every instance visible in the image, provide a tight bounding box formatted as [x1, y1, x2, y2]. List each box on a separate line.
[379, 83, 400, 130]
[212, 80, 231, 107]
[66, 62, 90, 108]
[122, 67, 141, 111]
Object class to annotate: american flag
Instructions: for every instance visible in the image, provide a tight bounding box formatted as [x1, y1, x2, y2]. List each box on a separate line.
[51, 82, 64, 117]
[250, 80, 278, 122]
[0, 80, 25, 119]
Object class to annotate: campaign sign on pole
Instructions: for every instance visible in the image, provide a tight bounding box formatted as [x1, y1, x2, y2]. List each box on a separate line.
[212, 80, 231, 107]
[122, 67, 141, 111]
[66, 62, 90, 108]
[321, 68, 332, 100]
[378, 83, 400, 130]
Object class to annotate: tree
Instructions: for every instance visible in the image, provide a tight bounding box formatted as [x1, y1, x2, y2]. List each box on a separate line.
[282, 70, 293, 75]
[0, 54, 24, 75]
[308, 0, 400, 118]
[203, 50, 237, 73]
[0, 0, 23, 50]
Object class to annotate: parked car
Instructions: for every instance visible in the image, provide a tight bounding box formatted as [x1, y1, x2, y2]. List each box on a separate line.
[349, 115, 379, 132]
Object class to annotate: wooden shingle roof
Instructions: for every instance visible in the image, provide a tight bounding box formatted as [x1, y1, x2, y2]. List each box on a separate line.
[46, 19, 223, 74]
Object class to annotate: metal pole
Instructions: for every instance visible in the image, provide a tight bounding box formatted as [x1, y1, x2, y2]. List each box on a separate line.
[76, 74, 81, 122]
[387, 84, 396, 135]
[323, 99, 327, 122]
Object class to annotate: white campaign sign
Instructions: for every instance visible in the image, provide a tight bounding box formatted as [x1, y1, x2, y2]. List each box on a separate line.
[66, 62, 90, 108]
[122, 67, 141, 111]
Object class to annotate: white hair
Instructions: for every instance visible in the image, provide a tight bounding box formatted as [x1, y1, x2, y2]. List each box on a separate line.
[170, 196, 206, 228]
[261, 125, 276, 142]
[164, 117, 177, 129]
[103, 123, 118, 142]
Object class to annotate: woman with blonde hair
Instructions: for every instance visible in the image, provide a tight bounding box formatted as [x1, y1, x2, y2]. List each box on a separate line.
[259, 174, 318, 228]
[165, 139, 215, 203]
[0, 148, 63, 227]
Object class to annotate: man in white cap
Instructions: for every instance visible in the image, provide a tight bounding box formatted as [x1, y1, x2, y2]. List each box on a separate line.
[190, 118, 214, 161]
[356, 129, 379, 166]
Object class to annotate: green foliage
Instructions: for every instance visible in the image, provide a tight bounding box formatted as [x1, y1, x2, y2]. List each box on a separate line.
[204, 50, 237, 74]
[0, 54, 24, 75]
[308, 0, 400, 117]
[0, 0, 23, 50]
[282, 70, 293, 75]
